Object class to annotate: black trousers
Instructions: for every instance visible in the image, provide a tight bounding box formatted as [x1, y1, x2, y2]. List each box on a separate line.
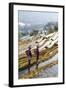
[36, 57, 39, 69]
[28, 60, 30, 73]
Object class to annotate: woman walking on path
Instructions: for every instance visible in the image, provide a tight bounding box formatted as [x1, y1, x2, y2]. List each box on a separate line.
[34, 43, 39, 69]
[25, 46, 32, 73]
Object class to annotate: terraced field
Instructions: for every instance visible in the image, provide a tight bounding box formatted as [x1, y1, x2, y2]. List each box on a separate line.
[19, 44, 58, 70]
[19, 54, 58, 79]
[18, 32, 58, 79]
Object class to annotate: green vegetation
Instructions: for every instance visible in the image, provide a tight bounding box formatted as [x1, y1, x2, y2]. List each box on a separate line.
[30, 30, 38, 36]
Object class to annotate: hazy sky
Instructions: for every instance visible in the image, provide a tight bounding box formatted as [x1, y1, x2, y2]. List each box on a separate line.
[18, 10, 58, 25]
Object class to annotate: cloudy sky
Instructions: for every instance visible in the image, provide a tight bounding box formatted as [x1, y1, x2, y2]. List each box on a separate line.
[18, 10, 58, 25]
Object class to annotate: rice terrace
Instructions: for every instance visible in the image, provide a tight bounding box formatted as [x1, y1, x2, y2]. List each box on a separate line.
[18, 11, 58, 79]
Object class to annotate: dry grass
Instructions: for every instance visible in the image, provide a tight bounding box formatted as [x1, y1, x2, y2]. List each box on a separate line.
[18, 44, 58, 69]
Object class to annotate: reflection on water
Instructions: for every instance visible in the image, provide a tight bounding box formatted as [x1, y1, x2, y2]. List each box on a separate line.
[34, 64, 58, 78]
[19, 54, 58, 79]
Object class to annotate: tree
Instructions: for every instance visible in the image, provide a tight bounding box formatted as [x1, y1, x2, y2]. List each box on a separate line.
[54, 25, 58, 32]
[30, 30, 38, 36]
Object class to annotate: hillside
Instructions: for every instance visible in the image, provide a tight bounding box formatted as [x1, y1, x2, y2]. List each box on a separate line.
[18, 31, 58, 79]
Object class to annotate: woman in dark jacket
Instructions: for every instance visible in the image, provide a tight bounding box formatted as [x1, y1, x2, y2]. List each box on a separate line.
[34, 44, 39, 69]
[26, 46, 32, 73]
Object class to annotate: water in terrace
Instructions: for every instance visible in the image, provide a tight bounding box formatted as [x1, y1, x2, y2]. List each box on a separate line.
[19, 53, 58, 78]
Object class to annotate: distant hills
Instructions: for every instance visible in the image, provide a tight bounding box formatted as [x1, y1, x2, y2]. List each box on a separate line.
[18, 22, 58, 40]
